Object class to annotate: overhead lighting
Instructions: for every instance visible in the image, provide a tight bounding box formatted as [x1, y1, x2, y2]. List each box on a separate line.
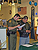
[12, 3, 15, 5]
[2, 2, 3, 4]
[34, 2, 37, 6]
[29, 1, 37, 6]
[29, 1, 32, 5]
[32, 1, 34, 5]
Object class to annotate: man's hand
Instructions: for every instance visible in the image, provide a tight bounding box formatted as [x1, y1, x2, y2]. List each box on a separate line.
[28, 30, 31, 33]
[26, 30, 29, 32]
[17, 25, 20, 27]
[26, 30, 31, 33]
[8, 27, 11, 30]
[19, 28, 22, 30]
[17, 28, 22, 31]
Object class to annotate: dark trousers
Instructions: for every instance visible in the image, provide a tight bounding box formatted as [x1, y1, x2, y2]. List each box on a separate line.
[8, 36, 10, 50]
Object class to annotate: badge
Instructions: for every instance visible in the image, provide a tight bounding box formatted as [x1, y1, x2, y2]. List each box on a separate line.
[9, 20, 11, 23]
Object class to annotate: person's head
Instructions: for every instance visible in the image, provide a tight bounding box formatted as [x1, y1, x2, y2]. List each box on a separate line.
[23, 16, 28, 23]
[14, 14, 20, 21]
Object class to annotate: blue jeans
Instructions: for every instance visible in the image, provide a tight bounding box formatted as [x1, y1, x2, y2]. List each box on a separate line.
[19, 36, 29, 46]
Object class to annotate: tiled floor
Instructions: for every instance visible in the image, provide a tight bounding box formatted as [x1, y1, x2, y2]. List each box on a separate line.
[30, 39, 38, 43]
[1, 37, 38, 50]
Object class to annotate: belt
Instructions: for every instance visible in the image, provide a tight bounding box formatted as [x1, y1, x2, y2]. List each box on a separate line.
[11, 31, 16, 34]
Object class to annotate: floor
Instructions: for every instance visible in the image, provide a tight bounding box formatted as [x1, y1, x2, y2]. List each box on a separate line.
[1, 36, 38, 50]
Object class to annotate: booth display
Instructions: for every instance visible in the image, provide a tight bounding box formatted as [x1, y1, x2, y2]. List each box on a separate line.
[0, 27, 6, 48]
[34, 17, 38, 40]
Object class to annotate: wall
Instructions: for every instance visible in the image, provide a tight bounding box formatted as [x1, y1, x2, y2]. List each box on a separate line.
[12, 5, 15, 18]
[0, 5, 15, 21]
[15, 2, 31, 22]
[0, 0, 38, 22]
[0, 6, 12, 20]
[15, 1, 38, 22]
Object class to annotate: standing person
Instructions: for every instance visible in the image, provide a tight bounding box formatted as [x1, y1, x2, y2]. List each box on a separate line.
[7, 14, 20, 50]
[7, 19, 11, 50]
[18, 16, 31, 48]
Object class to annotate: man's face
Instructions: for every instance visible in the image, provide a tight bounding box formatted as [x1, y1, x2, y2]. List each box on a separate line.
[23, 19, 28, 23]
[15, 16, 20, 21]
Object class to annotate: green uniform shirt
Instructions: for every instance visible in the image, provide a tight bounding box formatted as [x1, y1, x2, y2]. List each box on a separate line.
[7, 18, 18, 32]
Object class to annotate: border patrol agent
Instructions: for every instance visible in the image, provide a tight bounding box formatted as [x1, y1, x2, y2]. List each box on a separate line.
[18, 16, 31, 47]
[7, 19, 11, 50]
[7, 14, 20, 50]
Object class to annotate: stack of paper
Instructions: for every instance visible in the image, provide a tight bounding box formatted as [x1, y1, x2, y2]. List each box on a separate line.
[18, 24, 25, 28]
[22, 44, 33, 47]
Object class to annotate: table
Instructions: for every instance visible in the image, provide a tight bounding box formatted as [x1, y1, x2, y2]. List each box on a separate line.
[0, 27, 6, 48]
[19, 42, 38, 50]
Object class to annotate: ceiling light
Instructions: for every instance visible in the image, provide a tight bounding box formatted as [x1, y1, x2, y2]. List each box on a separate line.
[2, 2, 3, 4]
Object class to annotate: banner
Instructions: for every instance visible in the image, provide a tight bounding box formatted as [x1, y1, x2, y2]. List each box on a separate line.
[18, 7, 27, 15]
[18, 0, 21, 4]
[18, 7, 21, 12]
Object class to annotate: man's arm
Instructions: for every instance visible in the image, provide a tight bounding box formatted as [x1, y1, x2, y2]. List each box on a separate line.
[26, 30, 31, 33]
[26, 23, 31, 33]
[8, 25, 20, 30]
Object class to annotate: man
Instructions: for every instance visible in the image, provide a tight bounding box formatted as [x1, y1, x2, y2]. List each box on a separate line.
[18, 16, 31, 47]
[7, 14, 20, 50]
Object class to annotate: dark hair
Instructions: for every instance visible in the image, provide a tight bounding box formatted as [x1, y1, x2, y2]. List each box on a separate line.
[14, 14, 20, 17]
[23, 16, 28, 19]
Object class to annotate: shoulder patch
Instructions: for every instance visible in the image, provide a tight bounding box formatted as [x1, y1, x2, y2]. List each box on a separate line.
[9, 20, 11, 23]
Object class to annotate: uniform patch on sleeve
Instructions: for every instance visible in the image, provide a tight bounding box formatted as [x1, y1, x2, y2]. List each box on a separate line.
[9, 20, 11, 23]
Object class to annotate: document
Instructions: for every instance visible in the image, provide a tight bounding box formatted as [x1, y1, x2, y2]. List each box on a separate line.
[18, 24, 25, 28]
[22, 44, 33, 47]
[36, 26, 38, 34]
[36, 43, 38, 45]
